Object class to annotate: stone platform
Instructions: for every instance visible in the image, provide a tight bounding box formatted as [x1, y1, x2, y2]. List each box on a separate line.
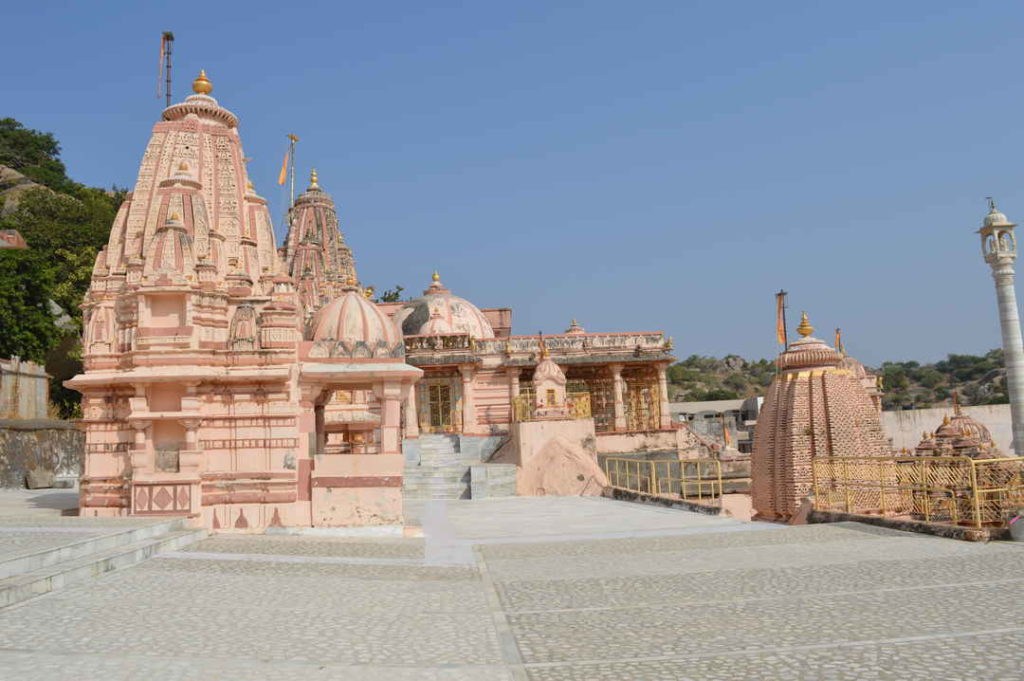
[0, 496, 1021, 679]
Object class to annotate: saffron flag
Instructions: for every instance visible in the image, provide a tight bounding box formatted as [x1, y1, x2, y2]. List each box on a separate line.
[156, 35, 165, 98]
[277, 148, 289, 186]
[775, 291, 787, 346]
[721, 416, 733, 447]
[835, 327, 841, 351]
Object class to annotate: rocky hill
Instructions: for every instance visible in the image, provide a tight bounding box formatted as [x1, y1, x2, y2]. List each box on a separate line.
[667, 350, 1008, 410]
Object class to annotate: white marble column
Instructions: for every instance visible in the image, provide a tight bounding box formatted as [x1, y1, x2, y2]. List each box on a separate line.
[992, 263, 1024, 454]
[981, 203, 1024, 454]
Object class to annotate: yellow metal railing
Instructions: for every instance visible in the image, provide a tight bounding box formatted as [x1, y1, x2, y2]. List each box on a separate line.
[567, 392, 591, 419]
[604, 457, 723, 506]
[512, 392, 592, 422]
[812, 455, 1024, 529]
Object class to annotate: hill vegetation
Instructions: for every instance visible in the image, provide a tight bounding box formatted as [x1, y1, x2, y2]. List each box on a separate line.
[666, 350, 1009, 410]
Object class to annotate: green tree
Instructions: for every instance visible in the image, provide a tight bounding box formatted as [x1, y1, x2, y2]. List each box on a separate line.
[0, 250, 59, 363]
[376, 285, 405, 303]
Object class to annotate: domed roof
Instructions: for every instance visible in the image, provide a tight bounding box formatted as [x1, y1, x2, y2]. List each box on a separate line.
[983, 199, 1014, 229]
[310, 286, 403, 358]
[777, 313, 841, 371]
[394, 272, 494, 339]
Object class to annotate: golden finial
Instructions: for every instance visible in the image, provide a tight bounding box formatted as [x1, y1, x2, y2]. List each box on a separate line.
[796, 311, 814, 337]
[942, 414, 951, 426]
[310, 168, 319, 190]
[431, 270, 440, 283]
[177, 161, 190, 172]
[346, 276, 357, 287]
[192, 69, 213, 95]
[168, 211, 182, 222]
[364, 286, 374, 299]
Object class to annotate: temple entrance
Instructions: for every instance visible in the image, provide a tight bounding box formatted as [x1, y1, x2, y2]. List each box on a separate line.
[626, 380, 660, 431]
[417, 376, 460, 433]
[427, 384, 453, 430]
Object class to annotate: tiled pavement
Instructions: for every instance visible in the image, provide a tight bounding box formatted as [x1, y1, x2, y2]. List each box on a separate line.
[1, 495, 1021, 680]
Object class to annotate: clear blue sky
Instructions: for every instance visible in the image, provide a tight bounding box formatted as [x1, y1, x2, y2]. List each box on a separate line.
[4, 1, 1022, 365]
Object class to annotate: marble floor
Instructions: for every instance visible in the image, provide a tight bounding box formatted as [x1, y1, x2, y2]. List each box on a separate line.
[1, 495, 1021, 680]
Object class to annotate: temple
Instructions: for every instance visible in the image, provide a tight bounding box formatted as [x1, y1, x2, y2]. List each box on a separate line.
[751, 312, 890, 521]
[68, 71, 686, 530]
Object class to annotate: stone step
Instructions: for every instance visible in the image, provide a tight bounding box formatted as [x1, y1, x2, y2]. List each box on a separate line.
[0, 527, 206, 609]
[0, 518, 187, 580]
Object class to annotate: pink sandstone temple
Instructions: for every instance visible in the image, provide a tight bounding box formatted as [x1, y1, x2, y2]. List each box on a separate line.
[68, 71, 688, 530]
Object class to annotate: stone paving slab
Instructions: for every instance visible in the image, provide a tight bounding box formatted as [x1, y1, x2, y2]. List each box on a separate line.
[506, 581, 1024, 664]
[0, 652, 515, 681]
[182, 535, 425, 559]
[0, 530, 111, 561]
[0, 557, 502, 667]
[495, 549, 1024, 612]
[1, 496, 1021, 680]
[523, 631, 1024, 681]
[443, 496, 739, 540]
[479, 521, 907, 560]
[484, 533, 998, 581]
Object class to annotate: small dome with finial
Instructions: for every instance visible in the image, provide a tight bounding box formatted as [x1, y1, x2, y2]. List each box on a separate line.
[777, 311, 841, 370]
[192, 69, 213, 95]
[564, 319, 586, 335]
[983, 197, 1014, 229]
[393, 271, 495, 339]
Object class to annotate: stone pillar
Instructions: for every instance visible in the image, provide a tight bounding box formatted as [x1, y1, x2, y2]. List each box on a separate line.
[507, 367, 520, 421]
[609, 364, 626, 431]
[980, 203, 1024, 454]
[459, 365, 476, 435]
[314, 404, 326, 457]
[129, 420, 152, 474]
[656, 364, 671, 428]
[374, 382, 403, 455]
[404, 386, 419, 439]
[992, 263, 1024, 453]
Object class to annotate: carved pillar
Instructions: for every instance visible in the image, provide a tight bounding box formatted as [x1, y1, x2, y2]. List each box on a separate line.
[374, 382, 403, 455]
[609, 363, 626, 431]
[404, 386, 419, 439]
[314, 404, 326, 457]
[459, 364, 476, 435]
[656, 364, 671, 429]
[507, 367, 520, 422]
[129, 420, 152, 475]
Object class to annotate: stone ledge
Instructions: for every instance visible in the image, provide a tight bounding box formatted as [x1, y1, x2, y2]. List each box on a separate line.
[603, 487, 722, 516]
[808, 509, 1007, 542]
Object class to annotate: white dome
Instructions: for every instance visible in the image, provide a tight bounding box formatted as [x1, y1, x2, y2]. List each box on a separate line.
[394, 273, 494, 339]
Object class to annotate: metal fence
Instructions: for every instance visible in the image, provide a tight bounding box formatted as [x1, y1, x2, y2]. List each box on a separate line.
[812, 456, 1024, 528]
[604, 457, 723, 506]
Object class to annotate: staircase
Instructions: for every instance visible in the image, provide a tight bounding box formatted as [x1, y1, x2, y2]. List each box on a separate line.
[0, 518, 206, 609]
[403, 434, 514, 524]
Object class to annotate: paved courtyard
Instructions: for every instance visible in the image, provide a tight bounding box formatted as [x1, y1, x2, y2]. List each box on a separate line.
[1, 495, 1022, 680]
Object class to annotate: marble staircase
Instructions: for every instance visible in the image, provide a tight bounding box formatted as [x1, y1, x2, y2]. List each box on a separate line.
[0, 517, 206, 609]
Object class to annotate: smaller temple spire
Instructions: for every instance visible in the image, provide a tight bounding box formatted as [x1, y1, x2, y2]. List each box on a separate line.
[797, 311, 814, 337]
[192, 69, 213, 95]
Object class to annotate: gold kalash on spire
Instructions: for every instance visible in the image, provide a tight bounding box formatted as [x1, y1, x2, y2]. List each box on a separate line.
[192, 69, 213, 95]
[796, 311, 814, 338]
